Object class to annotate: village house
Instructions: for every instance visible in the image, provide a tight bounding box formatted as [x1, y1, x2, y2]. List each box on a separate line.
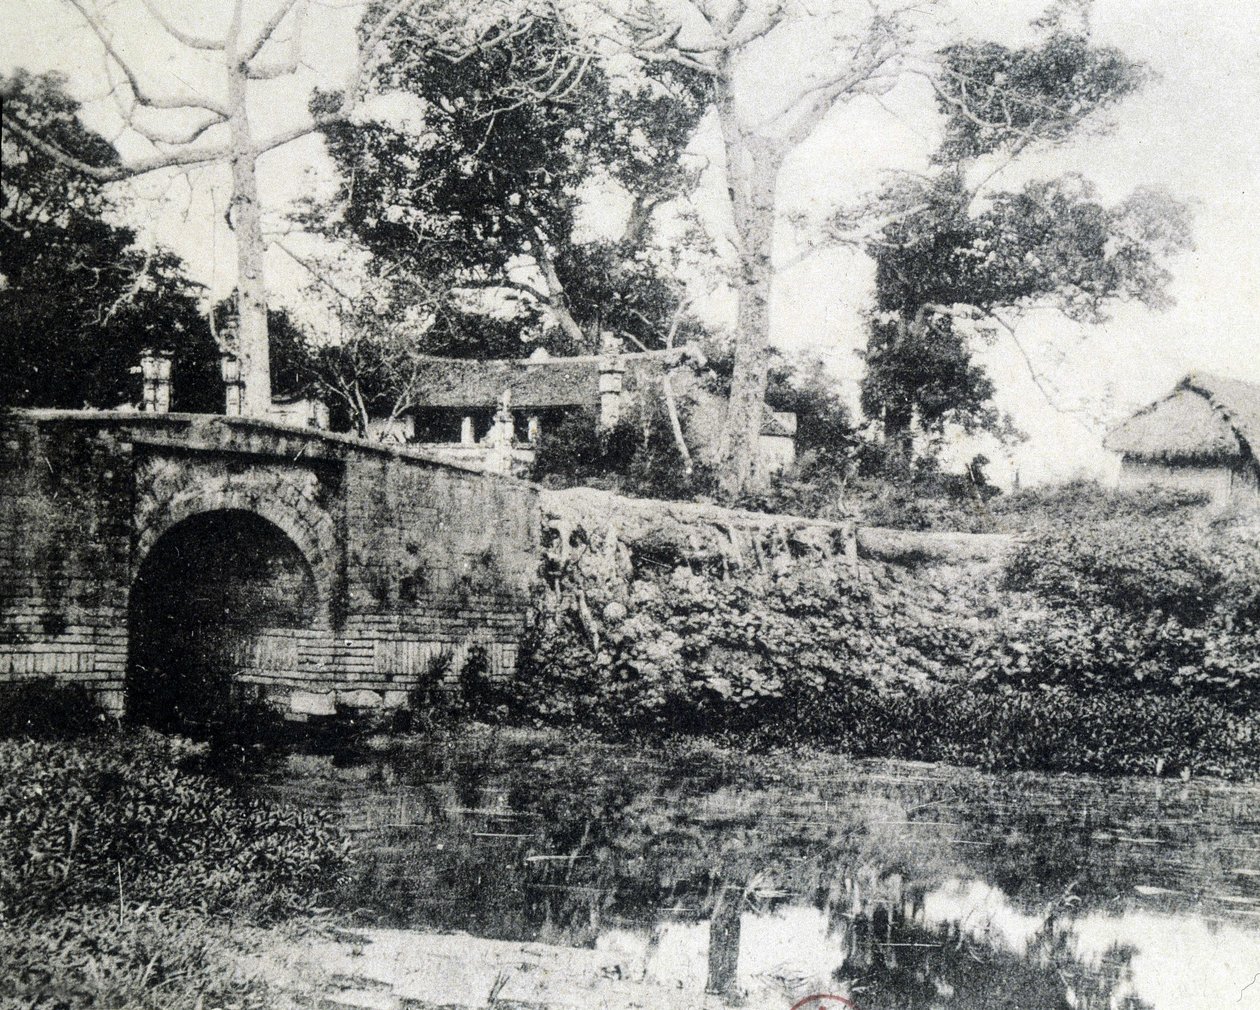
[368, 345, 797, 481]
[1104, 372, 1260, 506]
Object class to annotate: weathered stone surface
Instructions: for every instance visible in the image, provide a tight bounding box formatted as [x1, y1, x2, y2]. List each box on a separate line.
[542, 486, 858, 576]
[0, 410, 540, 715]
[857, 525, 1014, 565]
[337, 689, 383, 710]
[289, 690, 337, 717]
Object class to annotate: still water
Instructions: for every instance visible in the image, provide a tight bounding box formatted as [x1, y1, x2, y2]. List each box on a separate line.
[260, 729, 1260, 1009]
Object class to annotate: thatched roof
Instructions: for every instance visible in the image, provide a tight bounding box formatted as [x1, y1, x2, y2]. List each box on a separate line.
[407, 350, 691, 411]
[1104, 372, 1260, 464]
[409, 350, 795, 437]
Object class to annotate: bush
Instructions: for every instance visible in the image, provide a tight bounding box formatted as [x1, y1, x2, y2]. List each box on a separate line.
[509, 490, 1260, 776]
[991, 479, 1209, 531]
[0, 906, 279, 1010]
[533, 402, 716, 502]
[510, 559, 975, 732]
[0, 680, 111, 739]
[1005, 519, 1224, 618]
[982, 518, 1260, 703]
[0, 732, 351, 921]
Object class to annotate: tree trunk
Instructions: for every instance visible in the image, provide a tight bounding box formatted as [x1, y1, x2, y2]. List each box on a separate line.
[883, 403, 915, 473]
[227, 60, 272, 416]
[705, 884, 742, 998]
[715, 74, 781, 497]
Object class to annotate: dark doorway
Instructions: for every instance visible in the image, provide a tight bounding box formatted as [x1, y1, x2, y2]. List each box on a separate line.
[127, 509, 317, 731]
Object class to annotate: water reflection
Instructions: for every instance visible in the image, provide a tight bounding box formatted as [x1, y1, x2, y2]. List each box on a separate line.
[258, 732, 1260, 1009]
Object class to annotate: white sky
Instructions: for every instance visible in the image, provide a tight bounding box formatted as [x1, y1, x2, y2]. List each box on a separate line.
[3, 0, 1257, 485]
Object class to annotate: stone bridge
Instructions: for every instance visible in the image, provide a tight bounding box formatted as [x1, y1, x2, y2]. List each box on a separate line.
[0, 410, 539, 721]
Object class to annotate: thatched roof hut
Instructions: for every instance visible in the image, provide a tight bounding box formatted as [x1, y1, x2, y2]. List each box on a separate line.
[1106, 373, 1260, 464]
[1104, 373, 1260, 503]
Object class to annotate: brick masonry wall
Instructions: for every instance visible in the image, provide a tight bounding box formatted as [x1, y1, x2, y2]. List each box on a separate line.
[0, 411, 540, 719]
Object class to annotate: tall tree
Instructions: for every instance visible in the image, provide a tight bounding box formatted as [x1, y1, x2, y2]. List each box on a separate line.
[310, 9, 711, 359]
[1, 70, 218, 411]
[0, 0, 460, 416]
[590, 0, 920, 495]
[854, 28, 1191, 461]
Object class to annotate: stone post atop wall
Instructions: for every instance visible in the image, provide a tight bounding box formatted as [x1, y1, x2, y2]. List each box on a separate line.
[139, 348, 173, 413]
[485, 390, 515, 474]
[220, 352, 244, 417]
[460, 416, 476, 445]
[598, 336, 626, 429]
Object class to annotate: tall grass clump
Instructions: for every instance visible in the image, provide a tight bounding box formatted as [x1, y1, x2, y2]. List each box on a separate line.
[0, 724, 351, 1008]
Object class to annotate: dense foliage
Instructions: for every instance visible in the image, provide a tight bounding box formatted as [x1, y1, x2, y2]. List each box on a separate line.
[763, 684, 1258, 778]
[0, 729, 350, 1008]
[313, 12, 709, 359]
[857, 29, 1191, 461]
[506, 490, 1260, 776]
[1, 71, 220, 413]
[0, 733, 349, 920]
[976, 518, 1260, 700]
[513, 560, 970, 732]
[0, 907, 281, 1010]
[532, 399, 716, 501]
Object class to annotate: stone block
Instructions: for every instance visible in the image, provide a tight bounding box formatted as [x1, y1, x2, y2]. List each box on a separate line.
[337, 688, 383, 710]
[289, 689, 337, 716]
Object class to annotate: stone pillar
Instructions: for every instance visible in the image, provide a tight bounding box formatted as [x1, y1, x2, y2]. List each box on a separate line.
[460, 415, 476, 445]
[139, 348, 173, 413]
[598, 358, 626, 429]
[527, 414, 541, 445]
[485, 391, 515, 474]
[220, 351, 244, 417]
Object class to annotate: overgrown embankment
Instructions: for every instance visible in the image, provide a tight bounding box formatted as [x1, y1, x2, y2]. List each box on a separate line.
[501, 486, 1260, 777]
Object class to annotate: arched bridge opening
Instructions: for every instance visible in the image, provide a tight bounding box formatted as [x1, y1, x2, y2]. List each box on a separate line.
[126, 509, 318, 731]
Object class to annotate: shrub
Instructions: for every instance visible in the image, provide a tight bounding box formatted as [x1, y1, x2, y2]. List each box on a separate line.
[0, 679, 111, 739]
[533, 401, 715, 502]
[1005, 519, 1224, 619]
[991, 479, 1209, 531]
[0, 906, 278, 1010]
[985, 517, 1260, 704]
[510, 560, 976, 732]
[510, 488, 1260, 775]
[0, 732, 351, 921]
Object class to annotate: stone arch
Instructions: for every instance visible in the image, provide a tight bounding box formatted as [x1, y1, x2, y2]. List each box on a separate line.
[127, 508, 322, 729]
[135, 482, 339, 628]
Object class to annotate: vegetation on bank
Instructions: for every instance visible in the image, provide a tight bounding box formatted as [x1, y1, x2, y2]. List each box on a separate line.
[487, 485, 1260, 779]
[0, 716, 349, 1009]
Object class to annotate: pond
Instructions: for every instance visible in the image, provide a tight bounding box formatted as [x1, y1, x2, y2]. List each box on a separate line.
[257, 728, 1260, 1010]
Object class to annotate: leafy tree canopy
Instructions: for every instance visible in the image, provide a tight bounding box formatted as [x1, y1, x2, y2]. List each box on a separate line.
[1, 70, 219, 412]
[855, 27, 1191, 455]
[310, 10, 711, 359]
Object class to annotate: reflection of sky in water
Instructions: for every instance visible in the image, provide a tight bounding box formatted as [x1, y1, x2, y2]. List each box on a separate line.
[270, 737, 1260, 1009]
[594, 881, 1260, 1009]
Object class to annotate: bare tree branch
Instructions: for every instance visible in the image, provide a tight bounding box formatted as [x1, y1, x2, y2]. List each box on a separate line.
[1, 109, 229, 180]
[241, 0, 303, 63]
[137, 0, 227, 50]
[65, 0, 231, 115]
